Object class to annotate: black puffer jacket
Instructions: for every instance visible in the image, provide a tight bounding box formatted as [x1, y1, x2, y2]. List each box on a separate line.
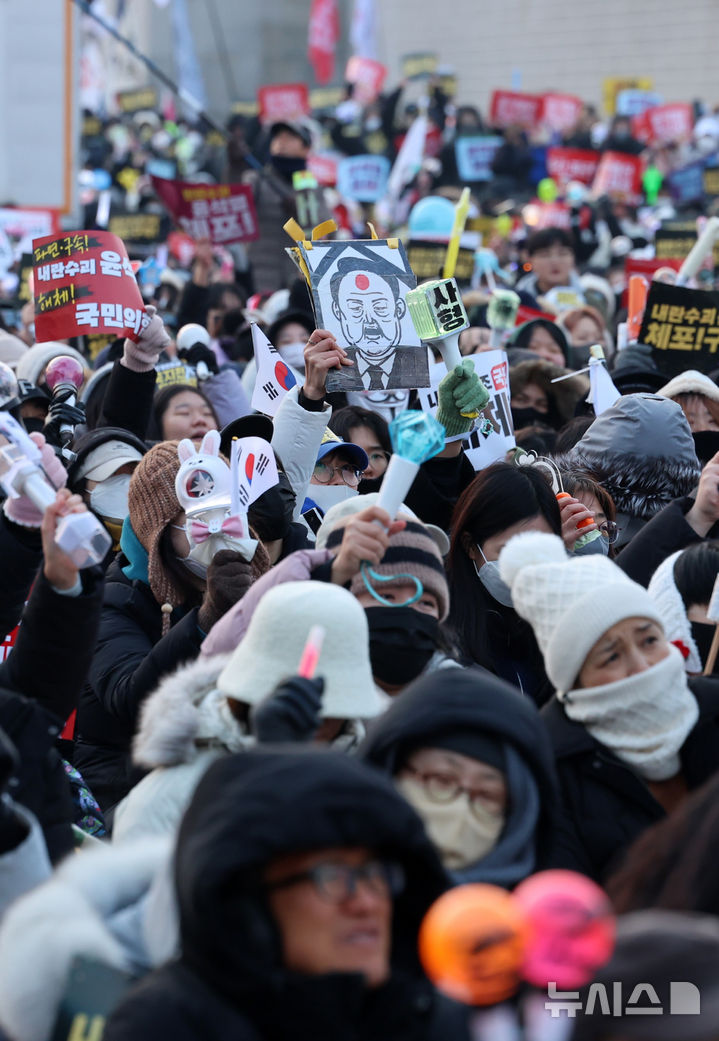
[616, 495, 719, 588]
[104, 749, 470, 1041]
[542, 677, 719, 882]
[360, 668, 574, 885]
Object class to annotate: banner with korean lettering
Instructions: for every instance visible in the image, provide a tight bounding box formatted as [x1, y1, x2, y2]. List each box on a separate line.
[345, 56, 387, 105]
[540, 93, 583, 133]
[32, 231, 149, 343]
[621, 257, 681, 309]
[454, 136, 503, 182]
[151, 177, 259, 246]
[489, 90, 542, 129]
[546, 147, 600, 187]
[336, 154, 390, 201]
[591, 151, 643, 203]
[417, 350, 514, 470]
[257, 83, 310, 124]
[638, 282, 719, 378]
[632, 103, 693, 146]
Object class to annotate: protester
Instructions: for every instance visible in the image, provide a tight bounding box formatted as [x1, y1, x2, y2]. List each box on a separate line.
[647, 542, 719, 674]
[509, 358, 589, 431]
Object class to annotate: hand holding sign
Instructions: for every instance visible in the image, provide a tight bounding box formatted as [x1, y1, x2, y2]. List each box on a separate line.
[302, 328, 353, 401]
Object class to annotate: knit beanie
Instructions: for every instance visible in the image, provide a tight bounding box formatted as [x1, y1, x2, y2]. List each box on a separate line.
[323, 519, 450, 622]
[128, 440, 184, 609]
[499, 532, 664, 694]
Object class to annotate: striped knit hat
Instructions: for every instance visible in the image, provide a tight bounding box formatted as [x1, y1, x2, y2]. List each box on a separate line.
[323, 518, 450, 621]
[128, 440, 184, 610]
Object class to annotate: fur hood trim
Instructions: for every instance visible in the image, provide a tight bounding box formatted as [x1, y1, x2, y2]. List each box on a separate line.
[132, 652, 250, 769]
[566, 445, 700, 519]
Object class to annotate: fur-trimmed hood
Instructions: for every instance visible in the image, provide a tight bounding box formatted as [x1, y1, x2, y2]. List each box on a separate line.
[0, 838, 174, 1041]
[510, 358, 590, 425]
[132, 652, 248, 769]
[563, 393, 700, 521]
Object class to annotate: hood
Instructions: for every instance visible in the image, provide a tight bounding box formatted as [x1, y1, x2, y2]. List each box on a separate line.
[359, 668, 560, 883]
[509, 359, 589, 426]
[566, 394, 701, 521]
[174, 748, 448, 1003]
[647, 552, 703, 674]
[508, 319, 570, 362]
[132, 653, 239, 768]
[120, 516, 150, 585]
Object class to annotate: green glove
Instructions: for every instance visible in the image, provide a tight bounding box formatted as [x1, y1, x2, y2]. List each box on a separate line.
[436, 359, 490, 437]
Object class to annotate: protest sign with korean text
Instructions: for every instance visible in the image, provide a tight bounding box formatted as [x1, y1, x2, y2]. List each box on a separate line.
[108, 213, 165, 250]
[546, 147, 600, 187]
[417, 350, 514, 470]
[0, 207, 60, 257]
[615, 89, 663, 117]
[591, 151, 643, 202]
[655, 220, 719, 268]
[406, 241, 475, 284]
[602, 77, 654, 115]
[345, 56, 387, 105]
[621, 257, 681, 309]
[307, 152, 340, 187]
[632, 103, 693, 146]
[32, 231, 149, 343]
[257, 83, 310, 124]
[666, 158, 707, 206]
[489, 90, 542, 129]
[151, 177, 259, 246]
[455, 136, 503, 182]
[116, 87, 158, 114]
[540, 94, 583, 133]
[401, 53, 438, 80]
[638, 281, 719, 378]
[337, 155, 390, 201]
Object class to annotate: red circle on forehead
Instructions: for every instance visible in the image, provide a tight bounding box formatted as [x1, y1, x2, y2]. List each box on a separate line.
[355, 274, 370, 290]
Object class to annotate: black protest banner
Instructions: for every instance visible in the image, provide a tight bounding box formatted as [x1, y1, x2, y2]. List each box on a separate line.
[116, 87, 158, 114]
[655, 221, 719, 267]
[638, 281, 719, 378]
[406, 241, 475, 284]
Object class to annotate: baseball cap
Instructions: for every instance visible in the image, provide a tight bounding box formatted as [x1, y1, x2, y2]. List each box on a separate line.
[316, 428, 369, 473]
[219, 414, 274, 459]
[75, 439, 144, 482]
[269, 120, 312, 149]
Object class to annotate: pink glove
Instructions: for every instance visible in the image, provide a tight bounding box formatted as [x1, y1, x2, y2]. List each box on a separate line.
[4, 432, 67, 528]
[121, 305, 171, 373]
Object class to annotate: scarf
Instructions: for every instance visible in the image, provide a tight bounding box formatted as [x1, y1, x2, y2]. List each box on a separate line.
[559, 647, 699, 781]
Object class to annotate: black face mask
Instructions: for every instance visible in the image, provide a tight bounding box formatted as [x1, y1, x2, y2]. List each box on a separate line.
[511, 406, 549, 430]
[365, 606, 440, 687]
[248, 473, 296, 542]
[692, 431, 719, 467]
[22, 416, 45, 435]
[269, 155, 307, 181]
[358, 475, 384, 495]
[691, 621, 719, 673]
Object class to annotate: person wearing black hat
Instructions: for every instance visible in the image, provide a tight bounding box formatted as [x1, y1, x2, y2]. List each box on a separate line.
[102, 749, 470, 1041]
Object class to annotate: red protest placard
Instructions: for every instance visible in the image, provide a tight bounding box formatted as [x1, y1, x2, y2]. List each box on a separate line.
[345, 56, 387, 105]
[489, 90, 542, 129]
[307, 152, 339, 186]
[257, 83, 310, 124]
[633, 103, 693, 145]
[540, 93, 584, 133]
[621, 257, 682, 309]
[546, 147, 601, 186]
[591, 151, 643, 202]
[32, 231, 148, 343]
[151, 177, 259, 246]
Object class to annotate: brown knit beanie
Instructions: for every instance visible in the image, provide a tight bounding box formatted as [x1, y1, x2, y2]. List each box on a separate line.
[128, 440, 184, 610]
[324, 520, 450, 621]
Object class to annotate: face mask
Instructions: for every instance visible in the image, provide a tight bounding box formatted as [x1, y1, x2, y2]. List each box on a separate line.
[22, 416, 45, 435]
[692, 431, 719, 466]
[573, 530, 609, 556]
[365, 606, 440, 687]
[511, 406, 549, 430]
[270, 155, 306, 180]
[304, 484, 357, 516]
[474, 549, 514, 608]
[277, 341, 306, 374]
[396, 775, 505, 870]
[89, 473, 132, 522]
[178, 553, 208, 580]
[249, 473, 296, 542]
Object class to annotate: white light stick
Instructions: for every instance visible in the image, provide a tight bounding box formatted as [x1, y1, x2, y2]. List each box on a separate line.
[677, 217, 719, 286]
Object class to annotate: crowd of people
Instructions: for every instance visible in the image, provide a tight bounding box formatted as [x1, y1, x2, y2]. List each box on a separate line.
[1, 69, 719, 1041]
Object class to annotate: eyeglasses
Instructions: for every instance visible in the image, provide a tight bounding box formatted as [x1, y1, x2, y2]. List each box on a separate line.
[363, 450, 391, 474]
[265, 858, 405, 903]
[312, 461, 363, 487]
[599, 520, 619, 545]
[403, 766, 504, 818]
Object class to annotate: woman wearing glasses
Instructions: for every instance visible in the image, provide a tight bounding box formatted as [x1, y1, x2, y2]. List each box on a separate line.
[103, 749, 470, 1041]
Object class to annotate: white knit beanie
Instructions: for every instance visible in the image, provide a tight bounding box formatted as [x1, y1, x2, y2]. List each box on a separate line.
[499, 532, 665, 693]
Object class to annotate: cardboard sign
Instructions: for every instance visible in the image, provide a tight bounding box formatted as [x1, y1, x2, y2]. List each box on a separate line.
[546, 147, 600, 187]
[602, 77, 654, 116]
[540, 93, 583, 133]
[32, 231, 149, 343]
[407, 241, 475, 284]
[591, 151, 643, 202]
[107, 213, 163, 246]
[615, 89, 663, 117]
[155, 361, 198, 389]
[345, 56, 387, 105]
[454, 136, 503, 182]
[336, 154, 390, 201]
[151, 177, 259, 245]
[632, 103, 693, 145]
[639, 281, 719, 377]
[251, 323, 297, 417]
[230, 436, 278, 510]
[116, 87, 158, 113]
[257, 83, 310, 124]
[290, 238, 429, 393]
[307, 151, 340, 187]
[417, 350, 514, 470]
[489, 90, 542, 129]
[401, 52, 438, 80]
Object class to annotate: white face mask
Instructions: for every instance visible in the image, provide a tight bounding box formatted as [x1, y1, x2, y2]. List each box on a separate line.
[89, 474, 132, 522]
[277, 341, 306, 374]
[396, 775, 505, 871]
[474, 546, 514, 607]
[178, 553, 208, 580]
[305, 484, 358, 515]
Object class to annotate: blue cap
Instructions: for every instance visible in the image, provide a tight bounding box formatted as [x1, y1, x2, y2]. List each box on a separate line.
[316, 428, 369, 472]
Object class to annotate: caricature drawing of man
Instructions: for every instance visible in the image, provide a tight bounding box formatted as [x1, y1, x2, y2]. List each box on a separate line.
[328, 256, 420, 391]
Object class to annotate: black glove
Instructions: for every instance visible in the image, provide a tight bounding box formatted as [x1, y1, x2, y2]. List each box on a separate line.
[0, 727, 28, 855]
[251, 676, 324, 744]
[179, 342, 219, 375]
[43, 391, 86, 448]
